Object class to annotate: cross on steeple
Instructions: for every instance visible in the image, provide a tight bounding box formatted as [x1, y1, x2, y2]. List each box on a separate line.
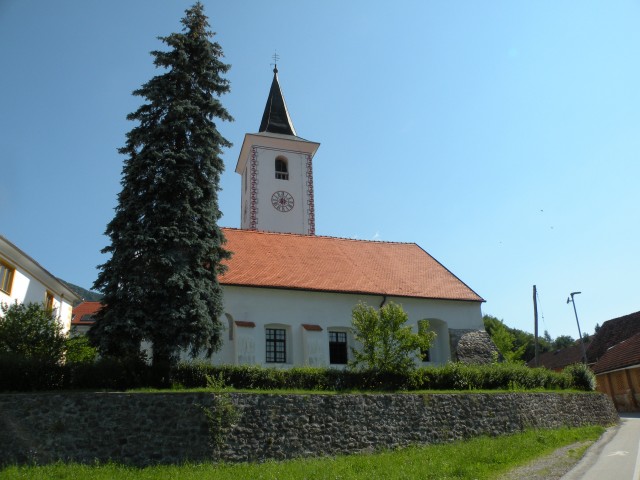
[271, 51, 280, 73]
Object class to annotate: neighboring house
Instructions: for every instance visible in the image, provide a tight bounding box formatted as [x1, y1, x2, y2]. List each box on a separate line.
[71, 301, 102, 336]
[584, 311, 640, 365]
[592, 332, 640, 412]
[530, 310, 640, 411]
[0, 235, 81, 333]
[588, 311, 640, 411]
[527, 342, 584, 372]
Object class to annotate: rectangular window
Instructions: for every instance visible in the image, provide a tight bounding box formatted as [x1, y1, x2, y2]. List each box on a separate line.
[266, 328, 286, 363]
[45, 291, 55, 312]
[0, 261, 14, 295]
[329, 331, 348, 364]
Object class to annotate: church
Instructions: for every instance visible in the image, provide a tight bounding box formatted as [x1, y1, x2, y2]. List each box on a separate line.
[211, 66, 489, 367]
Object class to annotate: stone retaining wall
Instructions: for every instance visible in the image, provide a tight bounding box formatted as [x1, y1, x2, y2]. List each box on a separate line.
[0, 392, 617, 466]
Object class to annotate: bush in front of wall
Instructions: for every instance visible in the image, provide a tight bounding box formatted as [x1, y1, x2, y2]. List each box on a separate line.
[563, 363, 597, 391]
[63, 355, 151, 391]
[0, 357, 579, 392]
[410, 362, 572, 391]
[0, 354, 65, 391]
[170, 362, 573, 392]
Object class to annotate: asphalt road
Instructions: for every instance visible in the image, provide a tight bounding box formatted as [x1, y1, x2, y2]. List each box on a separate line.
[562, 412, 640, 480]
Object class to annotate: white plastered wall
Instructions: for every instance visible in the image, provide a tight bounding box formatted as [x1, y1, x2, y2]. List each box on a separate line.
[0, 264, 74, 334]
[210, 285, 484, 368]
[240, 146, 311, 234]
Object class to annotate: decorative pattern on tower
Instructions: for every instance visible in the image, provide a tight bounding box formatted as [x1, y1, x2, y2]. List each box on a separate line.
[305, 154, 315, 235]
[249, 147, 259, 230]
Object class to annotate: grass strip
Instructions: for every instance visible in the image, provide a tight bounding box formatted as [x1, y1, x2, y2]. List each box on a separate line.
[1, 425, 604, 480]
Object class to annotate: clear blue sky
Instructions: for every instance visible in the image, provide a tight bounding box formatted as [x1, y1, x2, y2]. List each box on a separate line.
[2, 1, 639, 340]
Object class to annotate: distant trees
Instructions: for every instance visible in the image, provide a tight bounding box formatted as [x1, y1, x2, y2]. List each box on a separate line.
[484, 314, 591, 364]
[349, 302, 436, 374]
[90, 2, 233, 384]
[553, 335, 575, 350]
[483, 315, 527, 363]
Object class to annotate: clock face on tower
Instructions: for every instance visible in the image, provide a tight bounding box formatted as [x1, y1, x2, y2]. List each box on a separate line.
[271, 191, 294, 212]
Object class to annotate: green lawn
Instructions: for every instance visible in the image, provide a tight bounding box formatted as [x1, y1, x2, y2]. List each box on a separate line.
[2, 426, 604, 480]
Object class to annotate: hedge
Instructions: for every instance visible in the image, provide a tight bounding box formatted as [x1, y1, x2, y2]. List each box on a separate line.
[0, 357, 582, 393]
[171, 361, 574, 391]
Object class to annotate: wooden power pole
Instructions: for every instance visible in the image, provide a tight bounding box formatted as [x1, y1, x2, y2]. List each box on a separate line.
[533, 285, 539, 367]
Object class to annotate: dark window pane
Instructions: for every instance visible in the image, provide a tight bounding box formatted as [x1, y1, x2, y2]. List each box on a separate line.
[266, 328, 286, 363]
[329, 331, 348, 364]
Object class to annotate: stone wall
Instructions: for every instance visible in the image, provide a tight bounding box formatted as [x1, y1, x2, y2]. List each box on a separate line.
[0, 392, 617, 466]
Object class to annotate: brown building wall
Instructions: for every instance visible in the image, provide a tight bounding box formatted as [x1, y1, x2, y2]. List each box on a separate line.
[596, 366, 640, 412]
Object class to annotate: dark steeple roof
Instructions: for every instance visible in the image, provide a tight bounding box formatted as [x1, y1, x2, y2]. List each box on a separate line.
[259, 67, 297, 136]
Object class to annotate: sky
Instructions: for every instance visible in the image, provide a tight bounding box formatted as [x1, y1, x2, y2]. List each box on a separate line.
[2, 1, 639, 340]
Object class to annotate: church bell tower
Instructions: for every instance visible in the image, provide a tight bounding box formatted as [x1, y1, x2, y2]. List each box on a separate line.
[235, 66, 320, 235]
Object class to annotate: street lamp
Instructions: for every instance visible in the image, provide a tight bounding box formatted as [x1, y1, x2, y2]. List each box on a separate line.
[567, 291, 588, 364]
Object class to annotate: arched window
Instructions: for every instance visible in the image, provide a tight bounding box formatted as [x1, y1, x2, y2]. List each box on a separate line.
[275, 157, 289, 180]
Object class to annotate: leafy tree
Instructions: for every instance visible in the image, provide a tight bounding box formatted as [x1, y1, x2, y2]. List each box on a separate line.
[65, 332, 98, 364]
[90, 2, 232, 382]
[553, 335, 575, 350]
[486, 319, 526, 363]
[484, 315, 552, 363]
[349, 302, 436, 374]
[0, 302, 66, 363]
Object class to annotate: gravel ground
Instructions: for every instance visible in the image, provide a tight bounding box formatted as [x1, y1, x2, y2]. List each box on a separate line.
[497, 441, 594, 480]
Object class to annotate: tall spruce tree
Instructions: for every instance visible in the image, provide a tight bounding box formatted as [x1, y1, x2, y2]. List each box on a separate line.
[89, 3, 232, 380]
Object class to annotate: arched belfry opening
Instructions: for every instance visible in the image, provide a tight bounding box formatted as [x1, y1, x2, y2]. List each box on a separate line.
[275, 156, 289, 180]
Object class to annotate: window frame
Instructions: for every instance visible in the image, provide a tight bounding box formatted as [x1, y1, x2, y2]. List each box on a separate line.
[275, 157, 289, 180]
[45, 291, 55, 312]
[0, 260, 15, 295]
[328, 330, 349, 365]
[266, 327, 287, 363]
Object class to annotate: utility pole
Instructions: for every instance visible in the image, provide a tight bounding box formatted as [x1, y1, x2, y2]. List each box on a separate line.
[567, 291, 588, 364]
[533, 285, 539, 367]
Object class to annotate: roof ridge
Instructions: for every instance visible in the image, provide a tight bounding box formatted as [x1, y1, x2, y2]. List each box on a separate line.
[601, 310, 640, 326]
[221, 227, 417, 246]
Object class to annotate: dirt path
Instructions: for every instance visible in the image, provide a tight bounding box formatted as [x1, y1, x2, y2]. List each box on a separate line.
[497, 441, 594, 480]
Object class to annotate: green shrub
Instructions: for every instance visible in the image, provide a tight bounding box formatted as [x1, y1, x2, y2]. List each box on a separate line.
[563, 363, 596, 391]
[0, 302, 66, 363]
[0, 356, 575, 393]
[169, 361, 571, 393]
[350, 302, 435, 375]
[64, 356, 151, 390]
[0, 354, 65, 391]
[64, 334, 98, 364]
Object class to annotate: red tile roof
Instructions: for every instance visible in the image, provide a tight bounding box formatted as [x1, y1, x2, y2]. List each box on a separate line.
[586, 311, 640, 363]
[71, 301, 101, 325]
[527, 343, 584, 371]
[593, 332, 640, 374]
[219, 228, 484, 302]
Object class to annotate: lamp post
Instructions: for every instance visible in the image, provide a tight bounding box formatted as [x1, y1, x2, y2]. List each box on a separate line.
[567, 291, 588, 364]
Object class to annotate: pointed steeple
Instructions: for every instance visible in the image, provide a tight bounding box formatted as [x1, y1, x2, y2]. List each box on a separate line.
[259, 66, 297, 136]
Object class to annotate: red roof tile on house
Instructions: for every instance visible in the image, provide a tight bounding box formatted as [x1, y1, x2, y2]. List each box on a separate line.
[219, 228, 484, 302]
[527, 343, 584, 371]
[71, 301, 101, 325]
[586, 311, 640, 363]
[592, 332, 640, 374]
